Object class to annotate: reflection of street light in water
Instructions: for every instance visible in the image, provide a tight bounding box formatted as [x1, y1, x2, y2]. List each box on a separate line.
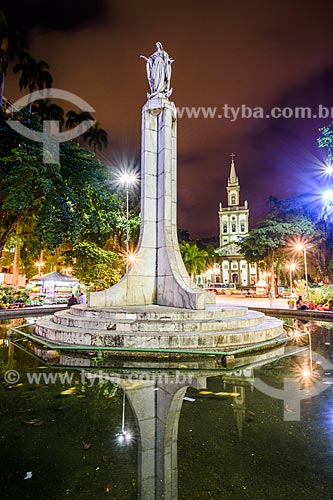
[116, 391, 132, 444]
[289, 320, 313, 376]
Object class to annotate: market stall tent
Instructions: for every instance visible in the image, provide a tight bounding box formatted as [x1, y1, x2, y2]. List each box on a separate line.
[28, 272, 80, 304]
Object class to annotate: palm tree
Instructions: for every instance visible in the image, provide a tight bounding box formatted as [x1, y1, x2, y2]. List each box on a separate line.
[13, 54, 53, 112]
[66, 109, 94, 129]
[180, 242, 209, 282]
[0, 10, 27, 106]
[32, 99, 64, 130]
[65, 110, 94, 144]
[83, 122, 108, 152]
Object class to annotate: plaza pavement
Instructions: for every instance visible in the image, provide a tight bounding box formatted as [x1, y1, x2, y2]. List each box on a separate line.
[215, 294, 289, 309]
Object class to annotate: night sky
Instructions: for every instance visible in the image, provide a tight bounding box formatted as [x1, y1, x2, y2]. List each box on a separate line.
[3, 0, 333, 238]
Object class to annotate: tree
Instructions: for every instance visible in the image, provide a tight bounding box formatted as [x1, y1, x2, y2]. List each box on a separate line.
[65, 110, 94, 144]
[65, 110, 94, 129]
[239, 216, 316, 289]
[13, 54, 53, 112]
[32, 99, 64, 130]
[240, 217, 314, 262]
[0, 109, 116, 257]
[0, 10, 27, 106]
[0, 113, 52, 255]
[83, 122, 108, 152]
[68, 241, 122, 290]
[180, 242, 208, 282]
[177, 228, 191, 243]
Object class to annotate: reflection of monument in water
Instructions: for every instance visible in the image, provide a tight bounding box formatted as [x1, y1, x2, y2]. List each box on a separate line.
[31, 344, 286, 500]
[35, 43, 282, 352]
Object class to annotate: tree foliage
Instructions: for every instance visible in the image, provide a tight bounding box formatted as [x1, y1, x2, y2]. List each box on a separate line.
[0, 110, 126, 257]
[318, 123, 333, 160]
[179, 242, 209, 280]
[239, 217, 315, 263]
[69, 241, 122, 290]
[0, 10, 27, 105]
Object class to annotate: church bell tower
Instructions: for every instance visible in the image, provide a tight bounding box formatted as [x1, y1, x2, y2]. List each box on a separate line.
[218, 155, 249, 247]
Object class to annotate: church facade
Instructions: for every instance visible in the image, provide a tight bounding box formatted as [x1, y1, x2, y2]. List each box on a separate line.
[215, 156, 258, 286]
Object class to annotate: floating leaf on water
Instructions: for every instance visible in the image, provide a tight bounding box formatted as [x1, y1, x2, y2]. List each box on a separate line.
[23, 419, 43, 426]
[59, 387, 76, 396]
[124, 381, 142, 390]
[245, 410, 256, 422]
[55, 406, 66, 411]
[7, 383, 23, 390]
[77, 395, 86, 398]
[102, 455, 110, 463]
[214, 392, 240, 397]
[24, 472, 32, 480]
[82, 441, 91, 449]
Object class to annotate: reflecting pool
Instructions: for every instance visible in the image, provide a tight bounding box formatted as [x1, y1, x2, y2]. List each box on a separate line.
[0, 317, 333, 500]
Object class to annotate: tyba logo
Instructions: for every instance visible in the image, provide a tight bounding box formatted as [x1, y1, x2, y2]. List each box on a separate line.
[7, 89, 96, 163]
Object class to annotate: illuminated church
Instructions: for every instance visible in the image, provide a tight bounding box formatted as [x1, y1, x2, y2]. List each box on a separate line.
[215, 155, 258, 286]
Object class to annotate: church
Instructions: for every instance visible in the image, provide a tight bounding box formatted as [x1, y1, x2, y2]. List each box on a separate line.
[215, 155, 258, 286]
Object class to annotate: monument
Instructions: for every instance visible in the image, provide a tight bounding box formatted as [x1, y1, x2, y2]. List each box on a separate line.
[89, 42, 210, 310]
[35, 43, 283, 351]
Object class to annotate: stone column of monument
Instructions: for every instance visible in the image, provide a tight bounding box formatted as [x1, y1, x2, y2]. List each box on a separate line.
[89, 43, 213, 310]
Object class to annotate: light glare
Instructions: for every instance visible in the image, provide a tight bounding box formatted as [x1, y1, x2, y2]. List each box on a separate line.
[323, 190, 333, 202]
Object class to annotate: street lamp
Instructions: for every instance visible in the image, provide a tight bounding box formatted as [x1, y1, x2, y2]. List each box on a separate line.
[324, 159, 333, 176]
[295, 243, 309, 298]
[119, 171, 138, 271]
[323, 190, 333, 202]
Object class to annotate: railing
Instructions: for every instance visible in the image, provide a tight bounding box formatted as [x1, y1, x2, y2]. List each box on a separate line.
[1, 95, 41, 127]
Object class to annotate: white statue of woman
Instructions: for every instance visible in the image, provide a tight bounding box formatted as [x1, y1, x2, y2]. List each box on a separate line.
[140, 42, 174, 99]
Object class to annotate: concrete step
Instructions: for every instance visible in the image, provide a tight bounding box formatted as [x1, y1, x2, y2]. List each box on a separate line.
[67, 304, 248, 321]
[53, 308, 264, 332]
[35, 315, 283, 349]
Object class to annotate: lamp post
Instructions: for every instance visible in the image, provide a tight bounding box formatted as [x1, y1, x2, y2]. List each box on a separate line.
[295, 244, 309, 298]
[119, 172, 137, 271]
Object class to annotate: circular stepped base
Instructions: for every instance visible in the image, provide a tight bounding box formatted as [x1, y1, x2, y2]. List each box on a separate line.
[35, 304, 283, 352]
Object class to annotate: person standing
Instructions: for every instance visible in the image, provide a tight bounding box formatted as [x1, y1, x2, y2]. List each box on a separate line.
[269, 288, 275, 308]
[78, 292, 86, 305]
